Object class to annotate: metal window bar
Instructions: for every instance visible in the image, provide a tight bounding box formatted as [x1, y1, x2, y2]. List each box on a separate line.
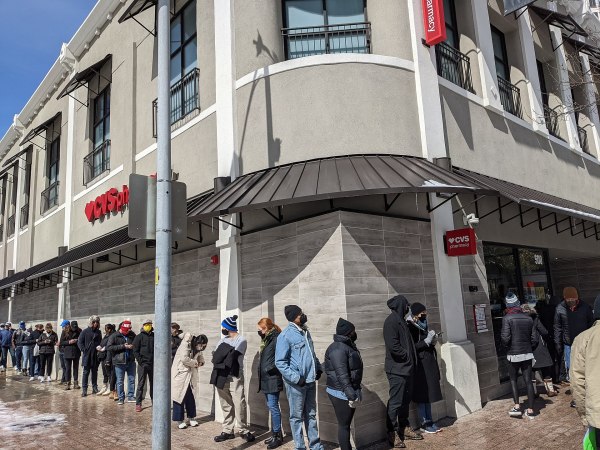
[152, 68, 200, 138]
[20, 203, 29, 228]
[435, 41, 474, 93]
[543, 104, 560, 138]
[497, 76, 522, 118]
[7, 214, 15, 237]
[578, 126, 590, 154]
[282, 22, 372, 60]
[84, 139, 111, 185]
[40, 181, 59, 215]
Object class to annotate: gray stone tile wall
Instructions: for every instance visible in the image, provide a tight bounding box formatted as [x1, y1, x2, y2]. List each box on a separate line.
[11, 286, 59, 326]
[0, 299, 8, 323]
[550, 257, 600, 306]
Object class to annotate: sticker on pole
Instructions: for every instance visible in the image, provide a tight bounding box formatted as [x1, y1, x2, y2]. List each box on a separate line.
[155, 268, 159, 285]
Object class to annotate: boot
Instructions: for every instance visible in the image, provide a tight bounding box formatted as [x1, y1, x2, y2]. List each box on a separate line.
[73, 381, 80, 390]
[544, 378, 557, 397]
[266, 431, 283, 449]
[65, 382, 71, 391]
[108, 391, 115, 400]
[403, 427, 423, 441]
[264, 431, 275, 445]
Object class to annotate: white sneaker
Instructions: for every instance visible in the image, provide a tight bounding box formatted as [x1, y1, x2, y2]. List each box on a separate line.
[39, 376, 44, 383]
[189, 420, 199, 427]
[178, 422, 188, 429]
[46, 376, 52, 382]
[29, 377, 34, 381]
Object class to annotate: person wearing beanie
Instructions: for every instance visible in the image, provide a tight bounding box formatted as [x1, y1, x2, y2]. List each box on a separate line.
[97, 323, 117, 399]
[570, 294, 600, 448]
[36, 323, 58, 382]
[107, 320, 137, 404]
[57, 320, 71, 384]
[78, 315, 103, 397]
[133, 319, 154, 412]
[17, 321, 33, 376]
[12, 321, 30, 375]
[501, 293, 539, 419]
[275, 305, 324, 450]
[324, 318, 363, 450]
[25, 324, 44, 380]
[211, 315, 255, 443]
[407, 303, 443, 434]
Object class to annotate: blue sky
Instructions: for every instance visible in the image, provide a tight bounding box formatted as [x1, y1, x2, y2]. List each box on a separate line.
[0, 0, 98, 135]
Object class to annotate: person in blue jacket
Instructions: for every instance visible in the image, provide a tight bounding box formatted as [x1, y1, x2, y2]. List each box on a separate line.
[275, 305, 324, 450]
[0, 322, 15, 370]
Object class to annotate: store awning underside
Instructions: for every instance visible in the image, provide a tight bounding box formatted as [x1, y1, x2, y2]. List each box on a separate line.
[56, 54, 112, 100]
[563, 35, 600, 61]
[0, 258, 59, 291]
[455, 168, 600, 224]
[18, 113, 61, 147]
[530, 6, 587, 39]
[2, 147, 30, 168]
[188, 155, 495, 220]
[118, 0, 156, 24]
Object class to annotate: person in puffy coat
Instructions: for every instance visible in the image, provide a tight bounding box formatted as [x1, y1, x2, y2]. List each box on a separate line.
[521, 305, 556, 398]
[133, 319, 154, 412]
[107, 320, 137, 404]
[501, 293, 539, 419]
[257, 317, 284, 449]
[36, 323, 58, 382]
[60, 322, 81, 390]
[97, 323, 116, 398]
[324, 318, 363, 450]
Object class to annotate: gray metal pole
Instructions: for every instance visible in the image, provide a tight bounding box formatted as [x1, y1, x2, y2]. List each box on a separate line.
[153, 0, 172, 448]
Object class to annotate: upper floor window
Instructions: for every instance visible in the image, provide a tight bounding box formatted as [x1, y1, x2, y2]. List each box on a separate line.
[444, 0, 459, 49]
[491, 26, 522, 118]
[282, 0, 370, 59]
[491, 26, 509, 81]
[85, 87, 111, 184]
[7, 166, 18, 237]
[20, 149, 32, 228]
[41, 134, 60, 214]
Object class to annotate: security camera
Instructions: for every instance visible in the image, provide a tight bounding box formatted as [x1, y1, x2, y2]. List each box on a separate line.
[463, 213, 479, 227]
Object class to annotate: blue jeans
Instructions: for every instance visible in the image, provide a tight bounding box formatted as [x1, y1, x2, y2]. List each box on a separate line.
[21, 346, 30, 371]
[1, 347, 15, 368]
[15, 347, 23, 371]
[284, 381, 323, 450]
[564, 345, 571, 380]
[115, 361, 136, 401]
[265, 392, 282, 433]
[29, 352, 40, 377]
[417, 403, 433, 426]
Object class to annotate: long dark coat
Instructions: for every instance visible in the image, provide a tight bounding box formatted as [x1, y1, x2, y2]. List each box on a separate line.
[532, 317, 553, 369]
[408, 320, 443, 404]
[257, 330, 283, 394]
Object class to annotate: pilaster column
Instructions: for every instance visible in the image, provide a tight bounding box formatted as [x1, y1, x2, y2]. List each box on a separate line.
[7, 296, 13, 323]
[580, 53, 600, 157]
[55, 279, 69, 380]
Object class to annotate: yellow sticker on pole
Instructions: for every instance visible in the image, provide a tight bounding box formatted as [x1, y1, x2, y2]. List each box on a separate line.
[155, 268, 159, 285]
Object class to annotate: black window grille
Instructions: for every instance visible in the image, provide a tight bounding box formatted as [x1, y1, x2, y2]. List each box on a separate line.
[436, 41, 474, 92]
[41, 181, 59, 215]
[7, 214, 15, 237]
[498, 76, 523, 118]
[20, 203, 29, 228]
[578, 126, 590, 154]
[543, 105, 560, 138]
[152, 68, 200, 137]
[84, 140, 111, 185]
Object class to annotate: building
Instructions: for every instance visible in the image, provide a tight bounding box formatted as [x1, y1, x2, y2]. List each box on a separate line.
[1, 0, 600, 445]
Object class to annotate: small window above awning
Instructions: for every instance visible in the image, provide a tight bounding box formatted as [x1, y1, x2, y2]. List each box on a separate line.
[18, 112, 61, 148]
[529, 6, 587, 42]
[56, 54, 112, 102]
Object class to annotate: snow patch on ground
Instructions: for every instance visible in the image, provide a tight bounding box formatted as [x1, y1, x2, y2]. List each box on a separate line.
[0, 402, 66, 433]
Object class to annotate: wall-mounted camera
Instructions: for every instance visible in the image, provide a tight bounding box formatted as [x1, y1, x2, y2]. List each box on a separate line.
[463, 213, 479, 227]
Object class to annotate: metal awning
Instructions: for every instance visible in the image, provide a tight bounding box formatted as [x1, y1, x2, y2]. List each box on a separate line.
[530, 6, 587, 44]
[56, 54, 112, 101]
[562, 35, 600, 61]
[0, 258, 59, 291]
[18, 112, 61, 148]
[118, 0, 156, 23]
[2, 147, 31, 168]
[188, 155, 494, 220]
[455, 167, 600, 224]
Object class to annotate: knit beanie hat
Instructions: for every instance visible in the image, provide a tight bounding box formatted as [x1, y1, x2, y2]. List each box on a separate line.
[71, 321, 79, 330]
[221, 315, 238, 332]
[594, 295, 600, 320]
[19, 321, 26, 330]
[410, 302, 427, 316]
[505, 292, 520, 307]
[563, 286, 579, 300]
[336, 318, 355, 336]
[284, 305, 302, 322]
[89, 315, 100, 325]
[120, 320, 132, 334]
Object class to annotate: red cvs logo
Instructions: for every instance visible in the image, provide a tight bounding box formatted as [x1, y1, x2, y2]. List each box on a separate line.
[85, 185, 130, 222]
[445, 228, 477, 257]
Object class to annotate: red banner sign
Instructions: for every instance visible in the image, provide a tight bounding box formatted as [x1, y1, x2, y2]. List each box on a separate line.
[422, 0, 446, 46]
[85, 185, 130, 222]
[445, 228, 477, 256]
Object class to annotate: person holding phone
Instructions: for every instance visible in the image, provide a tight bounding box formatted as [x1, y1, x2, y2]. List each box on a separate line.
[407, 302, 443, 433]
[107, 320, 137, 405]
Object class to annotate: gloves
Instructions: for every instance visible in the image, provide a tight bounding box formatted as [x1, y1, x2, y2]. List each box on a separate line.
[316, 370, 323, 381]
[424, 330, 436, 346]
[267, 367, 279, 376]
[297, 376, 306, 387]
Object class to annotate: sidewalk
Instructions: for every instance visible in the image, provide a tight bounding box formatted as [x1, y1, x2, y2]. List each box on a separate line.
[0, 371, 584, 449]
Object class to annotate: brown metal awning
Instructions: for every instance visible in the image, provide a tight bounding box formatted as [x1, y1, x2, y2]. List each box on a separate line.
[118, 0, 156, 23]
[2, 147, 31, 168]
[0, 258, 59, 291]
[188, 155, 494, 220]
[56, 54, 112, 101]
[455, 167, 600, 224]
[530, 6, 587, 42]
[562, 35, 600, 61]
[18, 112, 61, 148]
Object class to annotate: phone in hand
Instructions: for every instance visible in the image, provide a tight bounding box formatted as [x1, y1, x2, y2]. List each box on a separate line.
[436, 332, 444, 337]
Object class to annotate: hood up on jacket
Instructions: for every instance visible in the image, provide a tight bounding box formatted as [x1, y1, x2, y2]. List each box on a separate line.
[387, 295, 410, 317]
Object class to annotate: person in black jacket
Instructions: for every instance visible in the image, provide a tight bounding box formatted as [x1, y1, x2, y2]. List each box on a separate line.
[36, 323, 58, 382]
[97, 323, 116, 397]
[407, 303, 442, 434]
[171, 323, 183, 361]
[77, 315, 102, 397]
[107, 320, 137, 405]
[257, 317, 284, 449]
[501, 293, 539, 419]
[133, 319, 154, 412]
[60, 321, 81, 390]
[324, 318, 363, 450]
[521, 305, 556, 398]
[383, 295, 422, 448]
[26, 324, 43, 380]
[12, 321, 29, 375]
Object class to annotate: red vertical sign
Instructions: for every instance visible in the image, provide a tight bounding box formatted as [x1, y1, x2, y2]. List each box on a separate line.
[422, 0, 447, 46]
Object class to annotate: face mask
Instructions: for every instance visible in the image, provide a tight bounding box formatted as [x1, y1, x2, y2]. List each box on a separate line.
[143, 325, 152, 333]
[300, 314, 308, 325]
[222, 329, 230, 336]
[257, 331, 265, 338]
[350, 331, 358, 342]
[419, 314, 427, 321]
[120, 328, 129, 335]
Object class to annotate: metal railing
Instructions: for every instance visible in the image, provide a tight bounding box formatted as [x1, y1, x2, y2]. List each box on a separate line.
[498, 76, 522, 118]
[282, 22, 372, 60]
[20, 203, 29, 228]
[436, 41, 474, 93]
[152, 68, 200, 137]
[84, 140, 111, 185]
[7, 214, 15, 237]
[40, 181, 59, 215]
[578, 126, 590, 154]
[543, 104, 560, 138]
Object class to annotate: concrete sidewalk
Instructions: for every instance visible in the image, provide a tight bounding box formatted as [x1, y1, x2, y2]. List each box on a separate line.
[0, 371, 584, 449]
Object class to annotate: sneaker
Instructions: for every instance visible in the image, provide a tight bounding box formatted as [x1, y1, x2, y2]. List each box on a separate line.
[39, 377, 44, 383]
[430, 423, 441, 433]
[178, 422, 188, 429]
[46, 376, 52, 383]
[242, 432, 255, 442]
[189, 420, 199, 427]
[509, 407, 523, 417]
[570, 400, 576, 408]
[420, 425, 438, 434]
[135, 405, 142, 413]
[81, 391, 87, 398]
[525, 410, 535, 419]
[404, 428, 423, 440]
[214, 432, 235, 442]
[117, 400, 124, 405]
[29, 377, 34, 382]
[127, 398, 136, 403]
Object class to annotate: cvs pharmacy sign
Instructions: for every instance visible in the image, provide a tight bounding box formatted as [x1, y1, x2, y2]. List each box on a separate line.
[445, 228, 477, 256]
[84, 185, 130, 222]
[422, 0, 446, 46]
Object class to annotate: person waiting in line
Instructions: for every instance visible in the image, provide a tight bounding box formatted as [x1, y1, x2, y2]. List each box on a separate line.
[570, 294, 600, 449]
[257, 317, 284, 449]
[36, 323, 58, 382]
[536, 294, 560, 385]
[27, 324, 44, 381]
[407, 302, 443, 433]
[108, 320, 137, 405]
[211, 315, 255, 443]
[60, 321, 81, 390]
[521, 305, 556, 398]
[383, 295, 422, 448]
[133, 319, 154, 412]
[171, 322, 184, 361]
[97, 323, 116, 397]
[172, 333, 207, 429]
[12, 321, 29, 375]
[20, 323, 34, 376]
[58, 320, 70, 384]
[78, 315, 103, 397]
[324, 318, 363, 450]
[0, 321, 15, 370]
[501, 293, 539, 419]
[275, 305, 324, 450]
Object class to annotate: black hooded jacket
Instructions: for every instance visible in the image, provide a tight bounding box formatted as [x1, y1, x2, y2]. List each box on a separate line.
[324, 334, 363, 401]
[554, 300, 594, 351]
[133, 329, 154, 366]
[383, 295, 417, 377]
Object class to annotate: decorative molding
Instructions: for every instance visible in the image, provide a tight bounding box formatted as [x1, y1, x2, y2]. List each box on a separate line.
[59, 43, 76, 72]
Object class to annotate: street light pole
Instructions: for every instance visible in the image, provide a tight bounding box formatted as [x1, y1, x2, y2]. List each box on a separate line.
[153, 0, 172, 448]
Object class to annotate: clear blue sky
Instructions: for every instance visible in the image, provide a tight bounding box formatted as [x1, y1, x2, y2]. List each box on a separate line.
[0, 0, 98, 135]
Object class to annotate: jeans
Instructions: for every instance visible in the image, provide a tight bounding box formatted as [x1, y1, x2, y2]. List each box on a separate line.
[284, 381, 323, 450]
[507, 359, 535, 410]
[114, 361, 136, 401]
[15, 346, 23, 371]
[39, 353, 54, 377]
[64, 358, 80, 383]
[59, 352, 66, 382]
[328, 393, 355, 450]
[386, 373, 413, 435]
[265, 392, 282, 433]
[1, 346, 15, 368]
[417, 403, 433, 427]
[82, 363, 100, 392]
[29, 352, 40, 377]
[135, 364, 153, 405]
[564, 345, 572, 381]
[173, 385, 196, 422]
[22, 346, 30, 371]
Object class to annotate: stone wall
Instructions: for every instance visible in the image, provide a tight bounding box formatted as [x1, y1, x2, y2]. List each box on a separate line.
[550, 257, 600, 306]
[11, 285, 60, 326]
[0, 298, 8, 323]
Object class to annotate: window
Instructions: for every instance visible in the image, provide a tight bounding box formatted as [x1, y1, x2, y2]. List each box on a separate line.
[0, 176, 5, 240]
[86, 87, 111, 184]
[491, 26, 522, 117]
[282, 0, 370, 59]
[21, 149, 32, 228]
[7, 167, 17, 237]
[491, 26, 509, 81]
[444, 0, 459, 49]
[41, 135, 60, 214]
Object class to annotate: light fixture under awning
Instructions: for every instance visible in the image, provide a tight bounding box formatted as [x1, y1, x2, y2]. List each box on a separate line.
[56, 54, 112, 101]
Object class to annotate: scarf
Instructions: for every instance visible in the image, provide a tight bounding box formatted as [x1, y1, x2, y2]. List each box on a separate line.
[259, 328, 276, 352]
[506, 306, 522, 315]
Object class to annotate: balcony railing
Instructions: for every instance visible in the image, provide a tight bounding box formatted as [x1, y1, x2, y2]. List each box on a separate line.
[282, 22, 372, 60]
[20, 203, 29, 228]
[152, 68, 200, 137]
[543, 104, 560, 138]
[436, 41, 474, 93]
[84, 140, 111, 185]
[40, 181, 59, 215]
[498, 76, 522, 118]
[578, 126, 590, 154]
[7, 214, 15, 237]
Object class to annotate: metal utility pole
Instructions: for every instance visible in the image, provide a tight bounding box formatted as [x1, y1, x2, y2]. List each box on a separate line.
[153, 0, 172, 448]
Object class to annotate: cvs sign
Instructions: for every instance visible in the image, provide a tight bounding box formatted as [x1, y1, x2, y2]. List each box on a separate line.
[422, 0, 446, 46]
[445, 228, 477, 256]
[85, 185, 130, 222]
